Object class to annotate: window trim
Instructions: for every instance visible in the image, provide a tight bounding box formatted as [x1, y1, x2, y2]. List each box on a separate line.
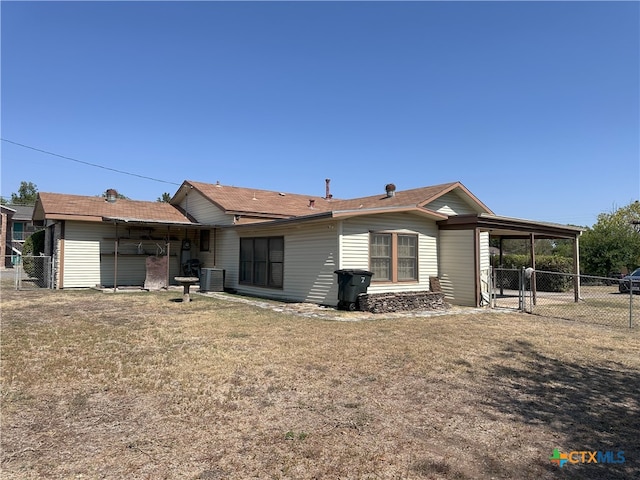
[239, 236, 284, 289]
[369, 231, 418, 283]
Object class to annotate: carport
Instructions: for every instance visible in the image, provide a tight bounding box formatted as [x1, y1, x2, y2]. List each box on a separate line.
[437, 213, 584, 307]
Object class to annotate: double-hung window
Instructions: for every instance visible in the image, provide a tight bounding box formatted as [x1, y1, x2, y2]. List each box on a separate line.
[239, 237, 284, 288]
[370, 232, 418, 282]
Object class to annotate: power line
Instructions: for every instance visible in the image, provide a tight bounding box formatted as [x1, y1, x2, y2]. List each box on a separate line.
[1, 138, 181, 186]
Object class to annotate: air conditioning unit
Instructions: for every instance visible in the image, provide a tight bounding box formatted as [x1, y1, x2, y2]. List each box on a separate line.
[200, 267, 225, 292]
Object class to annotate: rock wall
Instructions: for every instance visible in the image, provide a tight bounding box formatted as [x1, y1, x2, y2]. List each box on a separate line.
[357, 291, 448, 313]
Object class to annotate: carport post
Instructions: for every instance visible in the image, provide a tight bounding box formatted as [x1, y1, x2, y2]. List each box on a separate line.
[529, 233, 536, 306]
[573, 234, 581, 303]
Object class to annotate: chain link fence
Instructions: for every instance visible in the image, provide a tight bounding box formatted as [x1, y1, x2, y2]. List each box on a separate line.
[2, 255, 54, 290]
[492, 267, 638, 329]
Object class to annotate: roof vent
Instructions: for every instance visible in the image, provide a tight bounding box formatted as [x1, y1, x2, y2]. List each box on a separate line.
[385, 183, 396, 198]
[105, 189, 118, 203]
[308, 199, 315, 209]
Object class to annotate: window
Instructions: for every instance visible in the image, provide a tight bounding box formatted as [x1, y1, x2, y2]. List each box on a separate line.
[239, 237, 284, 288]
[370, 232, 418, 282]
[200, 229, 210, 252]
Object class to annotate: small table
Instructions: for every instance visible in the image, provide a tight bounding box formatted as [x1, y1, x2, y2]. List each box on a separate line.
[174, 276, 199, 302]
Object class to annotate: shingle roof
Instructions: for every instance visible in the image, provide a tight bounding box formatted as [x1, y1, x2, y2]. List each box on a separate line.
[185, 181, 335, 217]
[35, 192, 193, 224]
[184, 180, 492, 218]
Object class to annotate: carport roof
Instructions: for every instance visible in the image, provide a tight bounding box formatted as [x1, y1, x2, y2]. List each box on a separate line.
[437, 213, 584, 239]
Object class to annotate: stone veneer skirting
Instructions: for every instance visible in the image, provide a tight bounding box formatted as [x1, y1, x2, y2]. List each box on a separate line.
[357, 291, 448, 314]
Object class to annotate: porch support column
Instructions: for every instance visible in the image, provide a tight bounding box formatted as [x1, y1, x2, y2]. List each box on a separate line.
[573, 234, 581, 302]
[499, 236, 504, 296]
[474, 227, 481, 307]
[166, 226, 171, 288]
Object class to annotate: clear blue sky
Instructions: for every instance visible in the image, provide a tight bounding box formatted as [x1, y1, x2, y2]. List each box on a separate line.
[1, 1, 638, 227]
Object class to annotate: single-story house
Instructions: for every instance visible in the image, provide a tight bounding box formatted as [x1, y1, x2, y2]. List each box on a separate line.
[33, 180, 584, 307]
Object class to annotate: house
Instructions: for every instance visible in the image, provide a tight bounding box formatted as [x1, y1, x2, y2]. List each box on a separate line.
[0, 204, 40, 267]
[33, 180, 583, 308]
[1, 204, 16, 268]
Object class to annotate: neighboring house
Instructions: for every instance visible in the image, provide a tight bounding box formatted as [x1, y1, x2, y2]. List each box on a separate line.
[32, 180, 583, 307]
[1, 205, 16, 268]
[0, 204, 39, 267]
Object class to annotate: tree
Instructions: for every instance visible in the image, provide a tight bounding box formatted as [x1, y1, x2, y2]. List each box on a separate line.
[157, 192, 172, 203]
[10, 181, 38, 205]
[580, 201, 640, 276]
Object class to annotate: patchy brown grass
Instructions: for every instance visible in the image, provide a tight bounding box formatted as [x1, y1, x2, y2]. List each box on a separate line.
[1, 288, 639, 479]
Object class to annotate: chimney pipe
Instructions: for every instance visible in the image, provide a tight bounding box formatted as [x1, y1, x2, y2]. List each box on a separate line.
[325, 178, 332, 199]
[308, 199, 315, 208]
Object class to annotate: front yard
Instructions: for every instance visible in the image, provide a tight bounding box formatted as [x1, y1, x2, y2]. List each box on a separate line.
[1, 288, 639, 479]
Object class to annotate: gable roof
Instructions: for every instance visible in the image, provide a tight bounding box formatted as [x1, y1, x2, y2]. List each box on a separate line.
[175, 180, 492, 220]
[329, 182, 493, 214]
[34, 192, 194, 225]
[175, 180, 334, 218]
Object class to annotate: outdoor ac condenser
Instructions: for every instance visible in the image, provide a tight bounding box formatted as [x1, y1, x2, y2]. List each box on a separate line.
[200, 267, 225, 292]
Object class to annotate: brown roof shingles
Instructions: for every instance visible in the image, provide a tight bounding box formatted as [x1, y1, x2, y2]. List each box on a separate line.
[36, 192, 193, 224]
[186, 180, 490, 217]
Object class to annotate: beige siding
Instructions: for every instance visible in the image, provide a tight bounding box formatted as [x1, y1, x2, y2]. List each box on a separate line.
[427, 191, 479, 216]
[62, 222, 103, 288]
[179, 191, 232, 225]
[439, 229, 476, 306]
[225, 223, 339, 304]
[341, 213, 438, 294]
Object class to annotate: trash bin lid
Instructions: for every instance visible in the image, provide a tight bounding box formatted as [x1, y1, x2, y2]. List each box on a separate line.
[334, 269, 373, 276]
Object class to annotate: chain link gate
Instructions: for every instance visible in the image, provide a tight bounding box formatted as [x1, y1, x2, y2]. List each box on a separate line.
[13, 255, 54, 290]
[491, 267, 637, 328]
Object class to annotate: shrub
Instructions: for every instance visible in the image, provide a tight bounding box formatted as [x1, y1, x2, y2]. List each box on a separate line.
[493, 254, 574, 292]
[22, 230, 45, 277]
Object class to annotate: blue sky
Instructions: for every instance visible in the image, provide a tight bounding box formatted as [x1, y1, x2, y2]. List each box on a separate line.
[1, 1, 638, 227]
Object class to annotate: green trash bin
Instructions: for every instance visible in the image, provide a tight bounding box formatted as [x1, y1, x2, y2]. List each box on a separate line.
[334, 269, 374, 311]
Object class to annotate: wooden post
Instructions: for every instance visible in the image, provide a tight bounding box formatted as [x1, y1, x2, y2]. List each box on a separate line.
[113, 222, 118, 293]
[166, 226, 171, 288]
[573, 234, 581, 302]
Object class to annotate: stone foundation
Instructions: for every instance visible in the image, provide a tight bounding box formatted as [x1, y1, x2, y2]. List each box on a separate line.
[357, 291, 448, 314]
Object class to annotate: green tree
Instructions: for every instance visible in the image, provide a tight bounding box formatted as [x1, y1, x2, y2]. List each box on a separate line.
[10, 181, 38, 205]
[580, 201, 640, 276]
[157, 192, 172, 202]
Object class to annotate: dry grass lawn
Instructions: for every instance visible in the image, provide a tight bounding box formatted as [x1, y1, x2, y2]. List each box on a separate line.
[1, 287, 639, 479]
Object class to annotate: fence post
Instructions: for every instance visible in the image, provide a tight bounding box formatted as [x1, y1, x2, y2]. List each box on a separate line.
[519, 267, 524, 312]
[631, 279, 635, 329]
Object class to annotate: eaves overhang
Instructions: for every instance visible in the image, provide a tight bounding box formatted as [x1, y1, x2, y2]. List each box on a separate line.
[225, 205, 447, 230]
[101, 216, 201, 227]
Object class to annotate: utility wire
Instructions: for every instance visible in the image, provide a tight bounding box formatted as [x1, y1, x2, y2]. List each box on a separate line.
[1, 138, 181, 186]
